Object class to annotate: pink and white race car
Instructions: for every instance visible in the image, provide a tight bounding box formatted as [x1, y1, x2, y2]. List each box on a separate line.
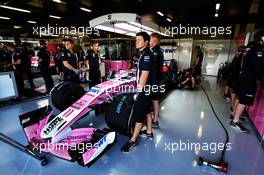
[18, 69, 136, 167]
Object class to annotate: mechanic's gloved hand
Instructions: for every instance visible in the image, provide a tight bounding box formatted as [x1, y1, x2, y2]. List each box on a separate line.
[133, 92, 141, 102]
[74, 69, 80, 75]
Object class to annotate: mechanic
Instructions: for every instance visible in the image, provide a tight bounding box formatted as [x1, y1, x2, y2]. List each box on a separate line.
[193, 46, 204, 82]
[86, 40, 101, 87]
[5, 42, 24, 98]
[149, 32, 164, 128]
[231, 30, 264, 132]
[121, 32, 157, 153]
[228, 45, 246, 119]
[37, 40, 54, 93]
[62, 39, 80, 82]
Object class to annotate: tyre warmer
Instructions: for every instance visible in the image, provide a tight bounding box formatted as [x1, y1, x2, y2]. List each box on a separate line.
[19, 105, 116, 166]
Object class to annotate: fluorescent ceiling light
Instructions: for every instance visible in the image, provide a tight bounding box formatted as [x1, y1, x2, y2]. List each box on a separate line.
[14, 26, 23, 29]
[0, 39, 39, 44]
[49, 15, 61, 19]
[215, 13, 218, 17]
[129, 22, 156, 33]
[115, 23, 141, 33]
[129, 22, 170, 36]
[157, 11, 164, 16]
[166, 18, 172, 22]
[95, 25, 127, 34]
[0, 16, 10, 20]
[126, 32, 136, 37]
[0, 5, 31, 13]
[53, 0, 62, 3]
[27, 20, 37, 24]
[216, 3, 220, 10]
[80, 7, 92, 12]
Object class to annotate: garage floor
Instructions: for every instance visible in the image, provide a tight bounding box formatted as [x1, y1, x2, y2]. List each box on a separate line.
[0, 76, 263, 175]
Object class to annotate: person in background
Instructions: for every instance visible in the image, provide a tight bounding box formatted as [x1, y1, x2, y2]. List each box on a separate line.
[231, 30, 264, 132]
[86, 41, 101, 115]
[57, 43, 66, 81]
[62, 39, 80, 83]
[37, 40, 54, 93]
[0, 44, 10, 72]
[193, 46, 203, 82]
[5, 42, 24, 98]
[76, 44, 85, 68]
[79, 63, 89, 83]
[149, 33, 164, 128]
[86, 41, 101, 87]
[228, 45, 246, 119]
[22, 42, 35, 89]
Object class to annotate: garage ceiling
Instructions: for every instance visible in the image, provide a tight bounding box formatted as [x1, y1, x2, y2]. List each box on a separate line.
[0, 0, 263, 37]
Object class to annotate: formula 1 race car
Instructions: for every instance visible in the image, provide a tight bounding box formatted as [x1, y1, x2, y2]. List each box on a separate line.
[1, 69, 137, 167]
[0, 70, 136, 166]
[40, 69, 136, 143]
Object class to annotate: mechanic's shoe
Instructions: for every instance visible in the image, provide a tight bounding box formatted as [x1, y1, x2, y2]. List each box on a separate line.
[230, 121, 248, 133]
[152, 121, 159, 128]
[223, 94, 231, 102]
[230, 115, 246, 122]
[139, 130, 154, 140]
[121, 139, 137, 153]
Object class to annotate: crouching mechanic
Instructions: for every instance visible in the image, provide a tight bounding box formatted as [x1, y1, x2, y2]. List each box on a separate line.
[121, 32, 157, 153]
[231, 30, 264, 132]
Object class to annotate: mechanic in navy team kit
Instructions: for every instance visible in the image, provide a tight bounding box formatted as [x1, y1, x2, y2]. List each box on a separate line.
[37, 40, 54, 93]
[150, 33, 164, 128]
[227, 45, 246, 118]
[121, 32, 157, 153]
[86, 41, 101, 87]
[62, 39, 80, 82]
[5, 42, 24, 98]
[231, 30, 264, 132]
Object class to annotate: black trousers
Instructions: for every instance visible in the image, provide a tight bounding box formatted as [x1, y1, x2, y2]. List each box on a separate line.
[24, 68, 34, 89]
[14, 71, 24, 97]
[89, 70, 101, 88]
[40, 68, 54, 93]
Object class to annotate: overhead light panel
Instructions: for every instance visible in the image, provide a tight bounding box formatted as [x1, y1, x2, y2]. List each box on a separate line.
[157, 11, 164, 16]
[126, 32, 136, 37]
[49, 15, 61, 19]
[53, 0, 62, 3]
[215, 13, 219, 17]
[166, 18, 172, 22]
[129, 22, 169, 36]
[80, 7, 92, 12]
[0, 5, 31, 13]
[13, 26, 23, 29]
[95, 25, 127, 34]
[52, 0, 66, 4]
[27, 20, 37, 24]
[115, 23, 141, 33]
[216, 3, 220, 10]
[0, 16, 10, 20]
